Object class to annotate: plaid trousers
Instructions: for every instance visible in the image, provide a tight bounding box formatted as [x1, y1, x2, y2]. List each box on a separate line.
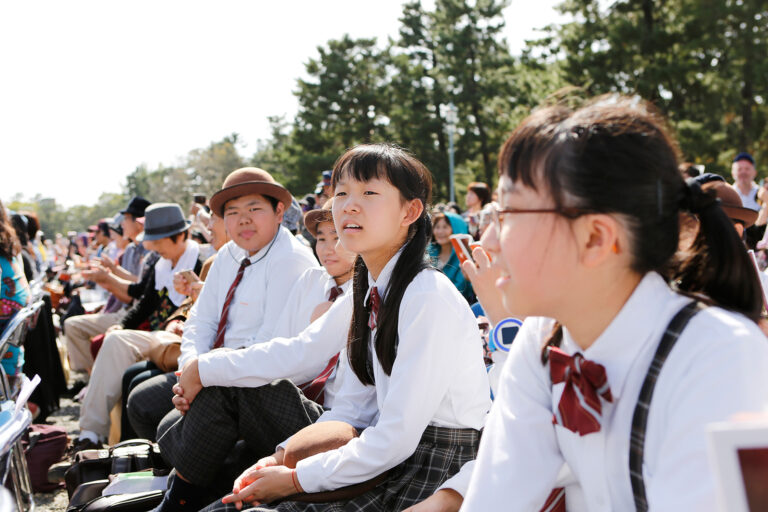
[201, 425, 481, 512]
[158, 379, 324, 486]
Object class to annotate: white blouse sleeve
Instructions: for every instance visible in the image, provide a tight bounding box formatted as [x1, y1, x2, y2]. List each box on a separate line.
[197, 294, 352, 388]
[460, 318, 565, 512]
[295, 289, 479, 493]
[437, 460, 475, 497]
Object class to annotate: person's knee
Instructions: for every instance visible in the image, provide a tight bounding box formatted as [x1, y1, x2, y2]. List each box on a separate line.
[63, 315, 82, 336]
[100, 331, 129, 356]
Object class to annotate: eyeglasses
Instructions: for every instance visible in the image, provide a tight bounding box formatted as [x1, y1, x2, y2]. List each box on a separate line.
[489, 204, 595, 234]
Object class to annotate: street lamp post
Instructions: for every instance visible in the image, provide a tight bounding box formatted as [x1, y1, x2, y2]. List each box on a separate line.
[444, 103, 458, 204]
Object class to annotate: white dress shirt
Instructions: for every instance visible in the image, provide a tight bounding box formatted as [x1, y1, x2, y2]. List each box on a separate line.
[198, 267, 352, 407]
[735, 182, 760, 211]
[153, 239, 200, 307]
[461, 272, 768, 512]
[294, 252, 491, 493]
[178, 227, 316, 369]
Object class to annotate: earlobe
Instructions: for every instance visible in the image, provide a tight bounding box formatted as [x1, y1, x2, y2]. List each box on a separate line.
[581, 215, 619, 267]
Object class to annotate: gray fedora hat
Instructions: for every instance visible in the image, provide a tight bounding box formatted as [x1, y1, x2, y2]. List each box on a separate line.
[138, 203, 191, 242]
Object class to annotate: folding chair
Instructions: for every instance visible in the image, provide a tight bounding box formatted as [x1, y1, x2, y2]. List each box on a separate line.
[0, 300, 46, 512]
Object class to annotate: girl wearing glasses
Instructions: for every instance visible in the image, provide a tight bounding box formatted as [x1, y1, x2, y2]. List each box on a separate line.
[460, 97, 768, 511]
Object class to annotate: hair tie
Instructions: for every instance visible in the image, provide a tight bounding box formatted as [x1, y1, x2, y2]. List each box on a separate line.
[680, 178, 719, 214]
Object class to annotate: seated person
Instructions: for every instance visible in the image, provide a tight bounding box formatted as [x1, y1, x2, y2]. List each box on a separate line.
[428, 211, 475, 302]
[0, 201, 30, 378]
[119, 211, 230, 440]
[149, 199, 358, 510]
[152, 145, 489, 512]
[124, 168, 316, 440]
[72, 203, 204, 451]
[64, 196, 151, 373]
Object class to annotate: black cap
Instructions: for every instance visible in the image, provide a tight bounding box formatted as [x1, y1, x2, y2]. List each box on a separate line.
[733, 152, 755, 165]
[120, 196, 151, 218]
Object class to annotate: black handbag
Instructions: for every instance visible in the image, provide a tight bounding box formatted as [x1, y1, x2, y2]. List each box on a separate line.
[64, 439, 168, 497]
[68, 484, 164, 512]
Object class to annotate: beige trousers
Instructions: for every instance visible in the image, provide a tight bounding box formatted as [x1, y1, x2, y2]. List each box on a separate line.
[79, 329, 181, 439]
[63, 310, 127, 372]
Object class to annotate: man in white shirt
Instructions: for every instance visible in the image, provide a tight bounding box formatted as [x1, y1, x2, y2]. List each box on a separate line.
[151, 201, 357, 512]
[732, 152, 760, 211]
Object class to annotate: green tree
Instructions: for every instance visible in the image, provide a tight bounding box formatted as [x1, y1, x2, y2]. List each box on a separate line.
[187, 133, 246, 198]
[430, 0, 516, 186]
[285, 35, 392, 195]
[544, 0, 768, 173]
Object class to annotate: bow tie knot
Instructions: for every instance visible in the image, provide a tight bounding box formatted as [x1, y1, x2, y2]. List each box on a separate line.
[328, 286, 343, 302]
[548, 346, 613, 436]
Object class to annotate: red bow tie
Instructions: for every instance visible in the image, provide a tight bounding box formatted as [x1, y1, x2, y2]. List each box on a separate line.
[548, 346, 613, 436]
[367, 286, 381, 330]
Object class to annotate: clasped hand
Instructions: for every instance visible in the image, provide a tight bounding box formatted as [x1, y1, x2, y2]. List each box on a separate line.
[222, 450, 300, 509]
[172, 359, 203, 415]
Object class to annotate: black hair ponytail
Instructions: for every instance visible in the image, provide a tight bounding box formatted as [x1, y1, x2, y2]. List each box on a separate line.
[673, 179, 763, 321]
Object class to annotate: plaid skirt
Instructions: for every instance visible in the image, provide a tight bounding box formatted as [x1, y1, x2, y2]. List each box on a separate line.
[201, 424, 481, 512]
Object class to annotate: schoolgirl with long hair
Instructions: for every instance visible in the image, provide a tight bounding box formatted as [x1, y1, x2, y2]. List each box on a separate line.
[461, 97, 768, 511]
[200, 144, 490, 512]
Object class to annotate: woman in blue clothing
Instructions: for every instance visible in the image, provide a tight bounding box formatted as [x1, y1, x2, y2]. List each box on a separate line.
[428, 211, 475, 303]
[0, 201, 30, 377]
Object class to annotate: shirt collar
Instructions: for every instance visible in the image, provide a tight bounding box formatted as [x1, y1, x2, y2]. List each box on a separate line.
[323, 271, 352, 298]
[364, 248, 404, 304]
[560, 272, 674, 400]
[153, 240, 200, 307]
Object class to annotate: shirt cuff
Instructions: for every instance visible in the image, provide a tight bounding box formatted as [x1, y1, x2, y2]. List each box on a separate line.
[197, 351, 230, 387]
[436, 460, 474, 497]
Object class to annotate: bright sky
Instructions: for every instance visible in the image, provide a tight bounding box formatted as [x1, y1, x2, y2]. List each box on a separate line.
[0, 0, 565, 208]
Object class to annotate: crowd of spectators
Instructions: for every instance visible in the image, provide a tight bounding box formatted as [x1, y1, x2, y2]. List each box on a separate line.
[3, 94, 768, 512]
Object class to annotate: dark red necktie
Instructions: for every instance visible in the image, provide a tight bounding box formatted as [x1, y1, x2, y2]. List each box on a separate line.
[548, 346, 613, 436]
[299, 286, 344, 404]
[539, 488, 566, 512]
[328, 286, 343, 302]
[367, 286, 380, 330]
[299, 353, 340, 406]
[213, 258, 251, 349]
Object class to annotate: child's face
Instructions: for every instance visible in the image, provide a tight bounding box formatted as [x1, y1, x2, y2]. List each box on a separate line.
[492, 175, 580, 318]
[315, 221, 356, 278]
[223, 193, 284, 256]
[332, 175, 418, 262]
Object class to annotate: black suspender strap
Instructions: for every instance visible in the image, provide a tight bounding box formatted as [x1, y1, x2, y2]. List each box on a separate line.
[629, 300, 706, 511]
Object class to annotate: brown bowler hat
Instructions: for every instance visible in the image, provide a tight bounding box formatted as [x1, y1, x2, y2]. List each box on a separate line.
[303, 199, 335, 237]
[210, 167, 293, 216]
[702, 180, 758, 228]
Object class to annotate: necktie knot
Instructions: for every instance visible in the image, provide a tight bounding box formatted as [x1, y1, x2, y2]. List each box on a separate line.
[367, 286, 381, 330]
[240, 258, 251, 269]
[328, 286, 343, 302]
[548, 346, 613, 436]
